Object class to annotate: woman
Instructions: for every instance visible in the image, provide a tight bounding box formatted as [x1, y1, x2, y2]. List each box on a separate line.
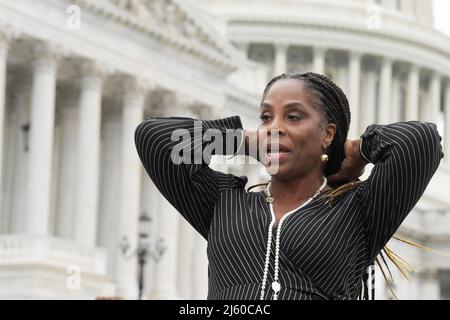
[134, 72, 444, 300]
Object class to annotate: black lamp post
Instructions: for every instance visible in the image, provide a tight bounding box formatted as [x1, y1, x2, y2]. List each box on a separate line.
[119, 211, 166, 300]
[21, 122, 30, 152]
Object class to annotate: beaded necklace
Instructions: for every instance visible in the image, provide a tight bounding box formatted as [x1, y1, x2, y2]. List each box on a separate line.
[260, 177, 328, 300]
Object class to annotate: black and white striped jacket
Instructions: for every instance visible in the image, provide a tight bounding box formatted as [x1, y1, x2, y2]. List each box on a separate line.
[135, 115, 443, 300]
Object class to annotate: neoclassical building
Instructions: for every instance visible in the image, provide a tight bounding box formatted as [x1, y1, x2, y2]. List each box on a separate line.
[0, 0, 450, 299]
[0, 0, 265, 299]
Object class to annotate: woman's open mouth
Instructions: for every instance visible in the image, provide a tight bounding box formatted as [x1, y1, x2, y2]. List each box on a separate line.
[264, 144, 292, 163]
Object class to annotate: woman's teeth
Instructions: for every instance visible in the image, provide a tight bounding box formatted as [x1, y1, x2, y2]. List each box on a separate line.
[266, 151, 291, 162]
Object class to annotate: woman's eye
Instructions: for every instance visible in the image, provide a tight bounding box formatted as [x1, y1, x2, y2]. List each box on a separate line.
[259, 114, 271, 121]
[287, 114, 302, 121]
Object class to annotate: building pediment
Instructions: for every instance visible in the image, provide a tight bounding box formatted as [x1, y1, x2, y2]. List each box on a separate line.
[75, 0, 237, 71]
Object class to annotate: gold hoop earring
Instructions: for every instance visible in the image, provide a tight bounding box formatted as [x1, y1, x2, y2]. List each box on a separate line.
[321, 153, 329, 164]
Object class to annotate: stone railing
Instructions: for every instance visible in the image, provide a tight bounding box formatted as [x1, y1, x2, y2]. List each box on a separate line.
[0, 235, 108, 276]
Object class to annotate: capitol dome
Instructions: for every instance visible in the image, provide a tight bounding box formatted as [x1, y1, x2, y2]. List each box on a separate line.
[195, 0, 449, 137]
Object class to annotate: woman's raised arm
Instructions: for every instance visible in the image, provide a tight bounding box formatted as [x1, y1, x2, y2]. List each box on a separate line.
[357, 121, 444, 262]
[134, 116, 247, 239]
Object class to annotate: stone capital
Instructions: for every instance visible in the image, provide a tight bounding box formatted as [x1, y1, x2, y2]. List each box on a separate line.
[78, 60, 114, 91]
[174, 93, 195, 111]
[190, 103, 214, 119]
[173, 94, 213, 119]
[409, 63, 420, 73]
[274, 43, 289, 53]
[79, 60, 112, 79]
[349, 51, 363, 60]
[148, 88, 177, 116]
[31, 42, 65, 70]
[122, 76, 154, 98]
[381, 56, 394, 66]
[313, 46, 328, 55]
[0, 23, 20, 46]
[431, 71, 442, 80]
[121, 77, 154, 108]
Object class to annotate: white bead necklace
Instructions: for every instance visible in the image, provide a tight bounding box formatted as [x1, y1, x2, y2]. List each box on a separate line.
[260, 177, 328, 300]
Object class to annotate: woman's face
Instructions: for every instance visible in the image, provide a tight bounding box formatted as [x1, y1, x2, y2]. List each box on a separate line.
[259, 78, 336, 179]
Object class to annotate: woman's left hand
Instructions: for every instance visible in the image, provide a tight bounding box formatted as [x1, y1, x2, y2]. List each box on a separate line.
[327, 139, 368, 184]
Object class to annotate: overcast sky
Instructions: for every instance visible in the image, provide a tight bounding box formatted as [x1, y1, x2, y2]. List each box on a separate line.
[433, 0, 450, 36]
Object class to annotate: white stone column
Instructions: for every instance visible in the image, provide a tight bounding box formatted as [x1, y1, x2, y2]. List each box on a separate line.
[149, 91, 182, 300]
[360, 70, 377, 131]
[115, 78, 146, 299]
[313, 47, 327, 75]
[445, 81, 450, 166]
[56, 105, 78, 239]
[382, 0, 396, 10]
[142, 171, 158, 297]
[0, 34, 10, 225]
[401, 0, 414, 15]
[26, 43, 59, 235]
[150, 195, 181, 299]
[274, 44, 288, 76]
[390, 76, 401, 122]
[192, 232, 209, 299]
[185, 157, 224, 299]
[74, 61, 104, 247]
[177, 217, 195, 299]
[406, 65, 420, 121]
[49, 114, 62, 236]
[348, 52, 361, 138]
[175, 103, 207, 299]
[378, 57, 393, 124]
[428, 72, 441, 123]
[419, 270, 441, 300]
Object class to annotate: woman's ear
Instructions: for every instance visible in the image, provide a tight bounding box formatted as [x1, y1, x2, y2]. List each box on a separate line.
[323, 123, 336, 148]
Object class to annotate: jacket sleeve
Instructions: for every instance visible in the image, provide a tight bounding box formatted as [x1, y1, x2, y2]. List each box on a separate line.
[134, 116, 247, 239]
[357, 121, 444, 262]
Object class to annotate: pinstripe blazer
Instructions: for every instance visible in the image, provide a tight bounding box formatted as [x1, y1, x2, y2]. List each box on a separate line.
[135, 115, 443, 300]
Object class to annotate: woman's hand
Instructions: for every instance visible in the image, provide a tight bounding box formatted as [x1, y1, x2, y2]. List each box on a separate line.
[327, 139, 369, 184]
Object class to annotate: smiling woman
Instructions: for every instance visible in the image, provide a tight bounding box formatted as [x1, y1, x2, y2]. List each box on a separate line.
[135, 72, 444, 300]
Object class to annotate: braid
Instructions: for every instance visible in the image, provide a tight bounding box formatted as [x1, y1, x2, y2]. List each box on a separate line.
[362, 269, 369, 300]
[370, 263, 376, 300]
[310, 73, 351, 132]
[361, 263, 376, 300]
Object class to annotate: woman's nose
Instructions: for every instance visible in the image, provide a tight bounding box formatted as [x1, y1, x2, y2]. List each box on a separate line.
[267, 117, 286, 137]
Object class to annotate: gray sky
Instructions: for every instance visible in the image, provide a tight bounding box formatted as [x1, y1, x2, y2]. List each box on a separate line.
[434, 0, 450, 36]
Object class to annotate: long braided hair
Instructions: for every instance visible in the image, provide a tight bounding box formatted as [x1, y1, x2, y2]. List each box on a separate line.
[247, 72, 427, 300]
